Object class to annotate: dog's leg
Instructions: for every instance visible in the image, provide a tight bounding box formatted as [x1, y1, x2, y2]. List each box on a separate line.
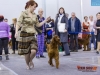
[54, 55, 59, 69]
[48, 55, 54, 67]
[83, 44, 86, 51]
[87, 43, 90, 51]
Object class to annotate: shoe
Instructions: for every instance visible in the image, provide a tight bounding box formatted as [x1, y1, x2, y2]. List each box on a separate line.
[63, 53, 70, 56]
[70, 50, 74, 52]
[6, 55, 9, 60]
[36, 56, 39, 58]
[96, 51, 99, 54]
[40, 55, 46, 58]
[94, 48, 97, 50]
[0, 56, 2, 61]
[74, 50, 78, 52]
[12, 51, 15, 54]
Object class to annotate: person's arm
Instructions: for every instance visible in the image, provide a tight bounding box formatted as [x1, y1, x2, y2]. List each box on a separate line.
[64, 16, 68, 32]
[36, 16, 50, 27]
[16, 12, 24, 34]
[93, 20, 97, 29]
[46, 28, 53, 30]
[78, 19, 81, 33]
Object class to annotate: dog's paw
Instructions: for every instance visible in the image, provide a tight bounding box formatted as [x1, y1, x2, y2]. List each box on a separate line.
[56, 66, 59, 69]
[51, 64, 54, 67]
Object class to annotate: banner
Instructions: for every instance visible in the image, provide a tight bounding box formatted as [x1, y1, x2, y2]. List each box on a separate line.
[91, 0, 100, 6]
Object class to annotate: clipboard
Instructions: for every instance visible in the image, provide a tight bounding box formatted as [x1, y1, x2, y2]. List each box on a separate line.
[58, 23, 65, 32]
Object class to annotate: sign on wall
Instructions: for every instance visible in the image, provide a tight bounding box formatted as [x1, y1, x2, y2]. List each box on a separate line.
[91, 0, 100, 6]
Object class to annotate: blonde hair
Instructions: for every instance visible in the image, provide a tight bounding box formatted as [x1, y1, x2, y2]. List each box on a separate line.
[12, 18, 17, 22]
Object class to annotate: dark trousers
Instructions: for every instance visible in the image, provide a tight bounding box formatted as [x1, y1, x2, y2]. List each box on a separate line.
[70, 34, 78, 51]
[12, 37, 18, 51]
[95, 35, 97, 49]
[0, 37, 9, 55]
[62, 42, 70, 54]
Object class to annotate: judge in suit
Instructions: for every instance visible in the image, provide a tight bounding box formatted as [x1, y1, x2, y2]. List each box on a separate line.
[10, 18, 18, 54]
[55, 7, 70, 56]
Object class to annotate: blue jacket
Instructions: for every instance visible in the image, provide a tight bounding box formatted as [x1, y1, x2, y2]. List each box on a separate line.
[68, 17, 81, 34]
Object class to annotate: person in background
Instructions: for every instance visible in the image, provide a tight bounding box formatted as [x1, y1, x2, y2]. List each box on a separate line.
[10, 18, 18, 54]
[88, 16, 96, 50]
[4, 18, 8, 23]
[36, 8, 46, 58]
[55, 7, 70, 56]
[46, 18, 54, 43]
[82, 16, 90, 51]
[0, 15, 10, 60]
[68, 12, 81, 52]
[94, 12, 100, 54]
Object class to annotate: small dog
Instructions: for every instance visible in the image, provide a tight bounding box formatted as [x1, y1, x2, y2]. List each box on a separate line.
[78, 34, 91, 51]
[46, 35, 61, 69]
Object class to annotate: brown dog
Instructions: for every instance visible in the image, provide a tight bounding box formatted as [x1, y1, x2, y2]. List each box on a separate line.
[46, 35, 61, 69]
[78, 34, 91, 51]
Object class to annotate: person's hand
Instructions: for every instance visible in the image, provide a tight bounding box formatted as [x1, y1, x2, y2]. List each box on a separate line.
[15, 32, 18, 38]
[64, 29, 67, 32]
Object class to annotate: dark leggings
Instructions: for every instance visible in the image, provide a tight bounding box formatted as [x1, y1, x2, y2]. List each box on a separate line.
[12, 37, 18, 51]
[0, 37, 9, 55]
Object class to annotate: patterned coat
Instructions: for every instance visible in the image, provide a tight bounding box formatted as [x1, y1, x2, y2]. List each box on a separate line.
[16, 10, 40, 41]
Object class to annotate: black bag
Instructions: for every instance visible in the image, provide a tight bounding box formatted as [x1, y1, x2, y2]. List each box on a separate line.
[34, 25, 42, 34]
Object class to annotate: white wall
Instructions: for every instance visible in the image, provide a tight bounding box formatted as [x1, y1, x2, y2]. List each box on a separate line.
[0, 0, 100, 24]
[58, 0, 82, 20]
[45, 0, 58, 19]
[0, 0, 44, 24]
[82, 0, 100, 21]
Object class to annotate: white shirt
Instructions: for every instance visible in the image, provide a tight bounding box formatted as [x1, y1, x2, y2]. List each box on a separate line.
[89, 20, 95, 32]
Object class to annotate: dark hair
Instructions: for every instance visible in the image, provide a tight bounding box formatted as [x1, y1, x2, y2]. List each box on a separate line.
[25, 0, 38, 9]
[0, 15, 4, 22]
[47, 18, 51, 23]
[58, 7, 65, 14]
[96, 12, 100, 16]
[84, 16, 88, 19]
[51, 19, 54, 23]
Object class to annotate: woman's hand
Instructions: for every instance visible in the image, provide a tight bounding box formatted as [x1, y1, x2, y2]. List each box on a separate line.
[15, 32, 18, 38]
[64, 29, 67, 32]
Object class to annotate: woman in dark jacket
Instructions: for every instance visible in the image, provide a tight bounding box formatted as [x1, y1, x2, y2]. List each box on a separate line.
[55, 7, 70, 56]
[10, 18, 18, 54]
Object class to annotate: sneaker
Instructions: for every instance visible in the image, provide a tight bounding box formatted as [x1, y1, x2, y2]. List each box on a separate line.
[96, 51, 99, 54]
[40, 55, 46, 58]
[0, 56, 2, 60]
[36, 56, 39, 58]
[6, 55, 9, 60]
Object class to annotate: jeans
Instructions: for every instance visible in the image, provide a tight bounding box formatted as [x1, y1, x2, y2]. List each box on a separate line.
[89, 33, 96, 49]
[0, 37, 9, 55]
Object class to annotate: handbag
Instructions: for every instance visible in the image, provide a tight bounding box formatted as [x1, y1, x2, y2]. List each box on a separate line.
[34, 25, 42, 34]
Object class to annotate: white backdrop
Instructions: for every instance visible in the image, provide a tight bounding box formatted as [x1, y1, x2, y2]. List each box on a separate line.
[0, 0, 44, 24]
[58, 0, 81, 20]
[0, 0, 100, 24]
[82, 0, 100, 21]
